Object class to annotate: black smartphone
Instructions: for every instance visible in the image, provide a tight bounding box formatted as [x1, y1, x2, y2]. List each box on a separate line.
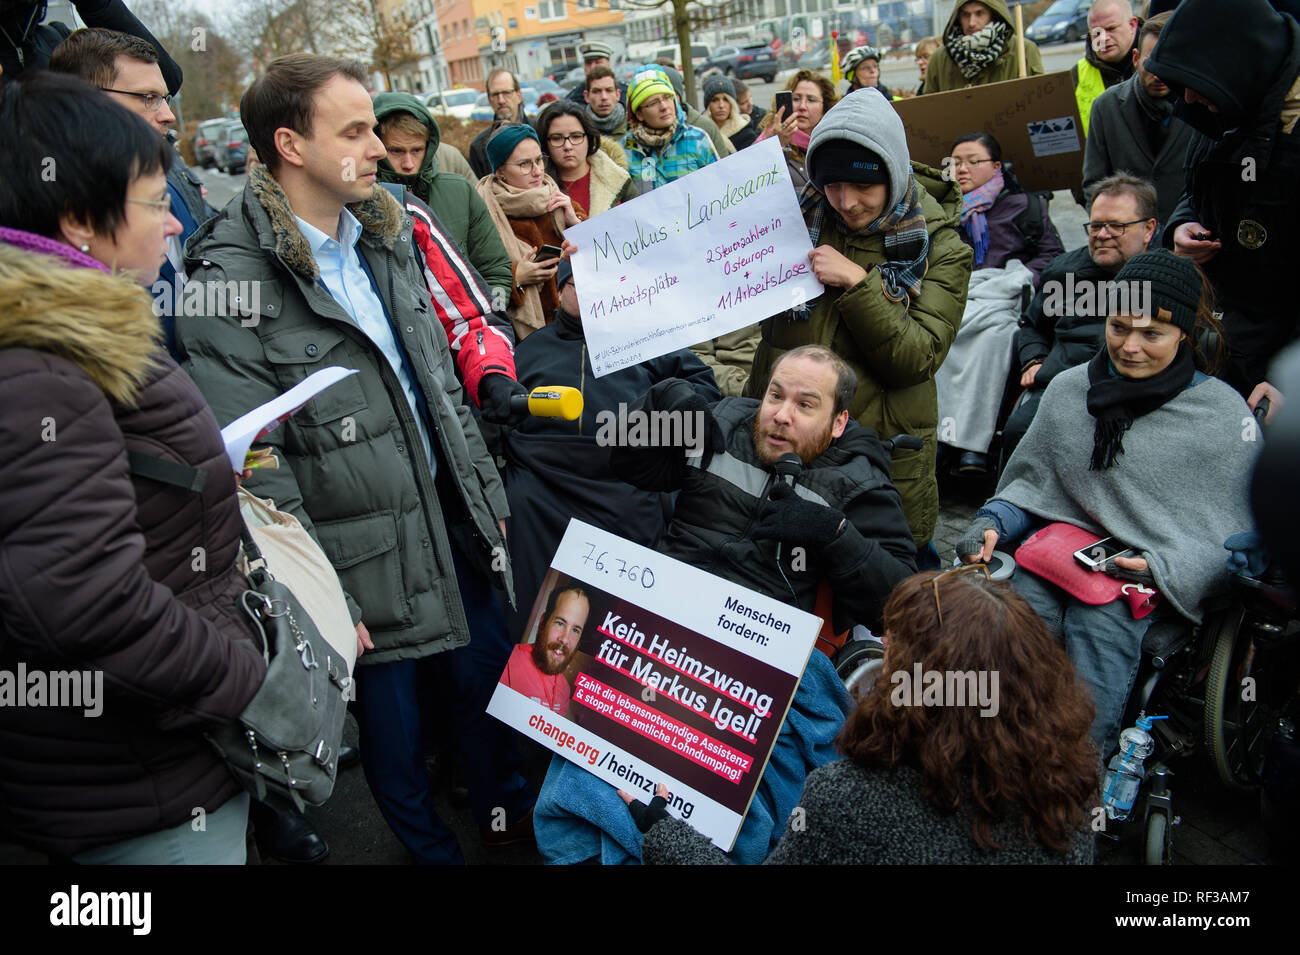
[533, 244, 564, 262]
[774, 91, 793, 116]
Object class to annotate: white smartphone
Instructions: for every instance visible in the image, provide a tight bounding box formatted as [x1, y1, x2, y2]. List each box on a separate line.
[1073, 537, 1135, 572]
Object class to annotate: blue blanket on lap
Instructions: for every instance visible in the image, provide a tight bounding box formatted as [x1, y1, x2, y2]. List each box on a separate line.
[533, 650, 853, 865]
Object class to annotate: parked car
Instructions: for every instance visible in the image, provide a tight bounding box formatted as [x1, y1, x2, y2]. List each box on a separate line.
[1026, 0, 1092, 45]
[695, 41, 778, 82]
[212, 121, 247, 175]
[522, 77, 563, 96]
[544, 60, 580, 82]
[560, 66, 586, 90]
[425, 88, 482, 120]
[774, 45, 834, 87]
[653, 43, 710, 72]
[193, 118, 229, 169]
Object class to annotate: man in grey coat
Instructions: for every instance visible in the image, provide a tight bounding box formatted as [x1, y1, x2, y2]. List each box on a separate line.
[177, 54, 534, 865]
[1081, 12, 1193, 227]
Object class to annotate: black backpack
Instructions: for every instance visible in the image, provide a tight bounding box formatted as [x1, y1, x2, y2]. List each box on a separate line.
[1012, 190, 1050, 261]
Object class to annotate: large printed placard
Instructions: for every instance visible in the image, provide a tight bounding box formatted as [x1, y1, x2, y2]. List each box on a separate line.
[488, 518, 820, 850]
[565, 137, 824, 377]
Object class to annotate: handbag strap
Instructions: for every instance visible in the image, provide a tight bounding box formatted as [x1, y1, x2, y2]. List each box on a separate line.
[125, 450, 208, 492]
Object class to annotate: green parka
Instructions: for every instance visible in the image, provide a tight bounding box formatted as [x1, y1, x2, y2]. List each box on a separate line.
[372, 92, 514, 301]
[924, 0, 1044, 94]
[748, 162, 972, 546]
[177, 166, 512, 665]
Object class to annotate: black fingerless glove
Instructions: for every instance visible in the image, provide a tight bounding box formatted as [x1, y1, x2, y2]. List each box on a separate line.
[477, 373, 530, 426]
[751, 483, 845, 547]
[626, 795, 670, 834]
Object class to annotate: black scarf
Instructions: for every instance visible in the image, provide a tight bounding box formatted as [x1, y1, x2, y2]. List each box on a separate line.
[1086, 345, 1195, 470]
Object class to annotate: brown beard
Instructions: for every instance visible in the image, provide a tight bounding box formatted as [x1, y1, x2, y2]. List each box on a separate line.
[532, 637, 575, 675]
[752, 413, 836, 467]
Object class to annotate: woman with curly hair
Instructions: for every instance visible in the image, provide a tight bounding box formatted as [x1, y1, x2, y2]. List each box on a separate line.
[756, 69, 837, 200]
[626, 568, 1098, 864]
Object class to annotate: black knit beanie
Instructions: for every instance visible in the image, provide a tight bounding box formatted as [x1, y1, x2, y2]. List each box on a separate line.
[702, 73, 736, 105]
[809, 139, 890, 190]
[1111, 250, 1201, 334]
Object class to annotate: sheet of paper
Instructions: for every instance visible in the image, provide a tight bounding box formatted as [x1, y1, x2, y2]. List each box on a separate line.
[488, 518, 819, 851]
[564, 137, 824, 377]
[220, 366, 358, 471]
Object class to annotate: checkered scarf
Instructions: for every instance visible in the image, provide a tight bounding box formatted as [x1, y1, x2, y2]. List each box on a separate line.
[792, 172, 929, 319]
[944, 19, 1013, 81]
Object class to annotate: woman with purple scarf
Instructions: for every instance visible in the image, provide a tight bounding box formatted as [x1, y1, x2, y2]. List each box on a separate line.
[950, 132, 1064, 285]
[939, 132, 1066, 474]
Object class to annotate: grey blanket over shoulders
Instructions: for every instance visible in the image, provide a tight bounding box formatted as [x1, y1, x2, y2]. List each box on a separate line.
[994, 364, 1260, 622]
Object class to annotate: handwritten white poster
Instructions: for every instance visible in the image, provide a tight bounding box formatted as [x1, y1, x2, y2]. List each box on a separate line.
[565, 137, 824, 377]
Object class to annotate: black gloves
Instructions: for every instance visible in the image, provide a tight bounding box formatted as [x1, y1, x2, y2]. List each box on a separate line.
[651, 379, 725, 465]
[477, 373, 529, 426]
[751, 483, 846, 548]
[626, 794, 670, 834]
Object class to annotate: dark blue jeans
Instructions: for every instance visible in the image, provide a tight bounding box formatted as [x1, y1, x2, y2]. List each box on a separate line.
[352, 544, 534, 864]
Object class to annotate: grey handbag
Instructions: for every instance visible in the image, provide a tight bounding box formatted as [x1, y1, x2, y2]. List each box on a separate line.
[206, 523, 353, 811]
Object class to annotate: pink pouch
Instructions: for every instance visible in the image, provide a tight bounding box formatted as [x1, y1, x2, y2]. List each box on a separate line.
[1014, 522, 1163, 620]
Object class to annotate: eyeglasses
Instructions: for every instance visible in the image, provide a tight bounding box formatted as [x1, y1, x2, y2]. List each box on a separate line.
[930, 564, 992, 626]
[100, 88, 173, 112]
[507, 157, 546, 173]
[1084, 218, 1151, 237]
[547, 132, 587, 146]
[127, 193, 173, 217]
[948, 158, 995, 170]
[488, 89, 518, 100]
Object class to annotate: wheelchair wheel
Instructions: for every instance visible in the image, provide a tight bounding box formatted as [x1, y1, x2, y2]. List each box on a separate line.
[1203, 606, 1265, 790]
[834, 640, 885, 703]
[1144, 810, 1169, 865]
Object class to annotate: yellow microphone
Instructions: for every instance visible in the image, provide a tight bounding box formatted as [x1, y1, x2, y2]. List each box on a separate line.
[510, 386, 584, 420]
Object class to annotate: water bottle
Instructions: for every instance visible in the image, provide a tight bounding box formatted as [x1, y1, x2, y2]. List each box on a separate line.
[1101, 713, 1168, 821]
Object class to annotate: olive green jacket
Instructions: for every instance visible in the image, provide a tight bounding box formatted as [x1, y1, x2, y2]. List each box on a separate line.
[748, 163, 973, 545]
[178, 166, 512, 665]
[924, 0, 1045, 94]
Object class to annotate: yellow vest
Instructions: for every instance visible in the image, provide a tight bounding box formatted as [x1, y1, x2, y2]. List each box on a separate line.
[1074, 57, 1106, 136]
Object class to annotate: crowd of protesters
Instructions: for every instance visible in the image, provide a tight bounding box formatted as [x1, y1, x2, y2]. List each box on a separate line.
[0, 0, 1297, 867]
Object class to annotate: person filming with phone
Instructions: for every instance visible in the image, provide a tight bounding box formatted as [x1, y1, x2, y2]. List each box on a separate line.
[476, 124, 578, 342]
[957, 251, 1260, 756]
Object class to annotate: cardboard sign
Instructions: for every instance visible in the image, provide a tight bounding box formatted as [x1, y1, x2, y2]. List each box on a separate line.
[893, 70, 1085, 193]
[564, 137, 824, 378]
[487, 518, 820, 850]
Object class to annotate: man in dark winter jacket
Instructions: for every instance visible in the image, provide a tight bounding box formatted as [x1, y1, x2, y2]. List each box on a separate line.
[177, 54, 535, 866]
[502, 260, 718, 636]
[613, 345, 917, 634]
[1082, 12, 1193, 227]
[1006, 174, 1157, 460]
[1147, 0, 1300, 412]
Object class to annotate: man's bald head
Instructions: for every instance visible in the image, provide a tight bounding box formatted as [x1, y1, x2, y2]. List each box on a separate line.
[1089, 0, 1139, 64]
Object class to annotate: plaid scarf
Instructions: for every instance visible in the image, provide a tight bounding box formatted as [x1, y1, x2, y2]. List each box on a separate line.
[959, 167, 1004, 267]
[944, 19, 1012, 81]
[792, 173, 930, 319]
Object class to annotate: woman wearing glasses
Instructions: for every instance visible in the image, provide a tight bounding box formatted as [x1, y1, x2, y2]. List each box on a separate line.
[958, 251, 1255, 757]
[629, 568, 1097, 864]
[535, 101, 637, 221]
[937, 132, 1065, 474]
[0, 73, 267, 863]
[476, 123, 580, 341]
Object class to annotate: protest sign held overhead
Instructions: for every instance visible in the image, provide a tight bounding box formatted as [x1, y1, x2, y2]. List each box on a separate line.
[565, 137, 824, 377]
[488, 519, 820, 850]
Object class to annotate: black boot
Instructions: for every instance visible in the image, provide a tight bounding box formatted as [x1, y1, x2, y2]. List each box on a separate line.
[250, 801, 329, 864]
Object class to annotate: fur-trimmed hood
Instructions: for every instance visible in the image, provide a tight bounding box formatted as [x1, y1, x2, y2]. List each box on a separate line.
[189, 164, 407, 285]
[588, 148, 632, 217]
[0, 240, 160, 405]
[596, 134, 629, 170]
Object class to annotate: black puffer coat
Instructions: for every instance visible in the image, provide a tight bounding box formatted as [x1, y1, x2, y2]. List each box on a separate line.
[612, 382, 917, 632]
[0, 239, 265, 859]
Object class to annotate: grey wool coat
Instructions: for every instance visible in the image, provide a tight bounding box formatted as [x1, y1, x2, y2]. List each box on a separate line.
[178, 166, 512, 665]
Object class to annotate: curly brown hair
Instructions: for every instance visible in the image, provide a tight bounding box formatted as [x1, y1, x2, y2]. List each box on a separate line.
[837, 569, 1099, 854]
